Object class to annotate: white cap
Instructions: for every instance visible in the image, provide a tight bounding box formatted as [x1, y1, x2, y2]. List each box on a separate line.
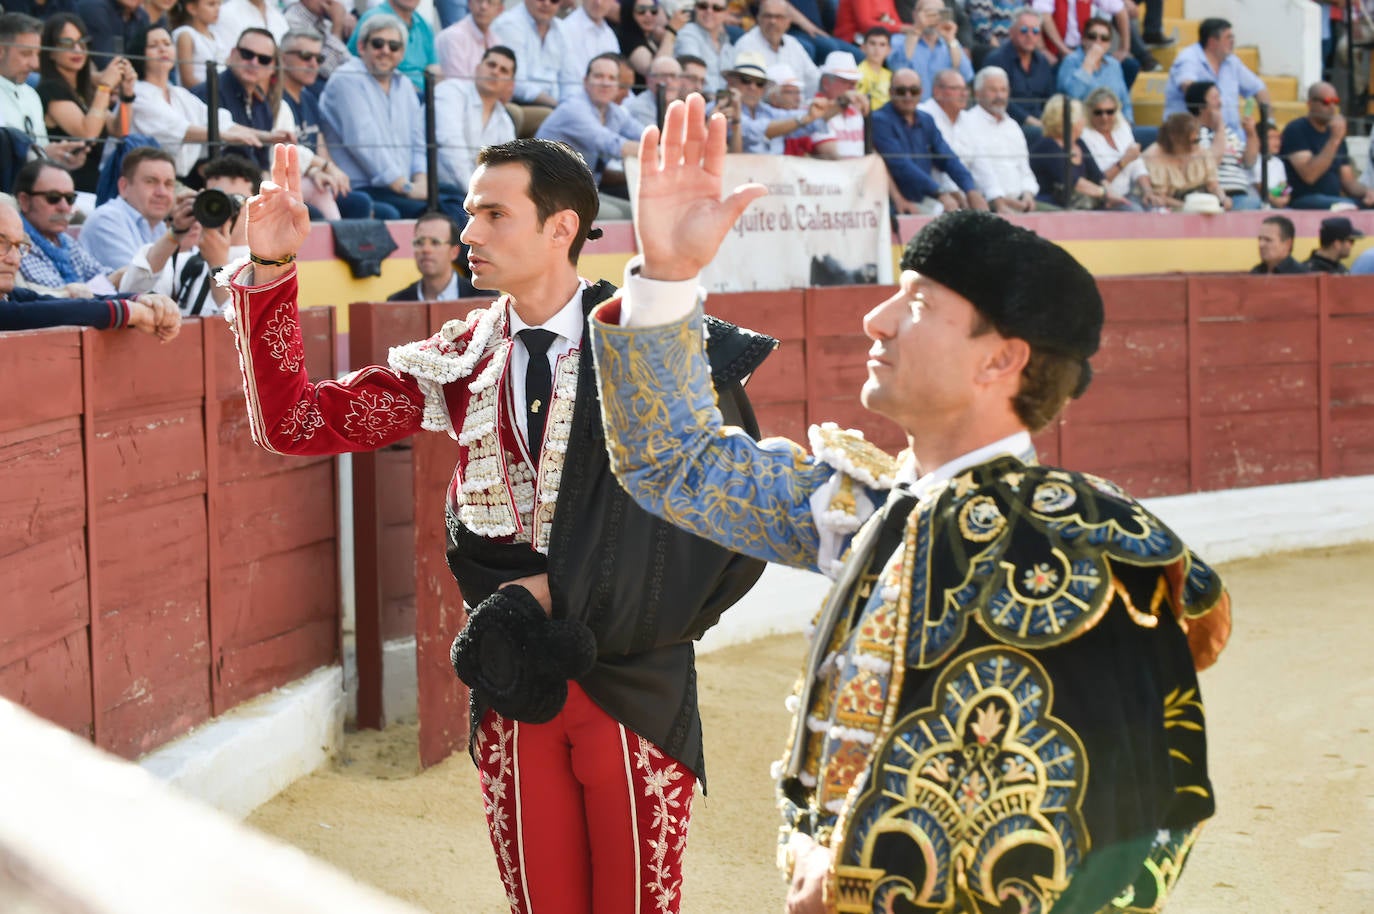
[819, 50, 860, 81]
[766, 63, 801, 88]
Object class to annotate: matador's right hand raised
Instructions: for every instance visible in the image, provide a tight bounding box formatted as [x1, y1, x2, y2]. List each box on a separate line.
[246, 144, 312, 271]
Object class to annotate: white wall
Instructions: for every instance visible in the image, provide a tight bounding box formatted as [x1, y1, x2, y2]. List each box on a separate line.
[1185, 0, 1322, 89]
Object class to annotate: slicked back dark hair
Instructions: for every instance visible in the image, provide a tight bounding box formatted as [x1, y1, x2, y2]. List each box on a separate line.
[475, 139, 599, 264]
[203, 153, 263, 192]
[1263, 214, 1295, 242]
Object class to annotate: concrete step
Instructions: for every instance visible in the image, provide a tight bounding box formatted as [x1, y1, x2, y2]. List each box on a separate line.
[1263, 74, 1299, 102]
[1271, 100, 1307, 130]
[1138, 0, 1186, 27]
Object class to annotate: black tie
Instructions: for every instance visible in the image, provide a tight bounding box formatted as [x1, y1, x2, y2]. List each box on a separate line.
[520, 328, 557, 463]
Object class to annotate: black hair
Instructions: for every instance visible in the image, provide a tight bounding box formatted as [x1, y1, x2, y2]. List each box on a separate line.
[482, 44, 517, 75]
[203, 153, 263, 193]
[1199, 18, 1230, 46]
[1262, 214, 1295, 242]
[586, 51, 627, 77]
[415, 212, 461, 245]
[39, 14, 93, 103]
[862, 26, 890, 42]
[475, 139, 600, 263]
[13, 158, 68, 197]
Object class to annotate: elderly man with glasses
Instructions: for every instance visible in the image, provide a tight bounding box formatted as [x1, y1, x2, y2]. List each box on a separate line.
[872, 67, 985, 214]
[13, 161, 118, 298]
[322, 13, 467, 222]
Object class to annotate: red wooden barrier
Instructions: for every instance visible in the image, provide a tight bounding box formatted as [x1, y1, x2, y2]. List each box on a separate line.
[0, 314, 340, 759]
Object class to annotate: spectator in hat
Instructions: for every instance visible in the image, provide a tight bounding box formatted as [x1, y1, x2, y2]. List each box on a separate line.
[735, 54, 834, 154]
[734, 0, 820, 96]
[1281, 81, 1374, 210]
[1186, 79, 1260, 210]
[1251, 215, 1306, 275]
[872, 68, 984, 213]
[805, 51, 869, 159]
[1305, 216, 1364, 274]
[888, 0, 973, 102]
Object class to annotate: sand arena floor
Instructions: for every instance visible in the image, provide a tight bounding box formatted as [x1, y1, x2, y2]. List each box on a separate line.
[249, 543, 1374, 913]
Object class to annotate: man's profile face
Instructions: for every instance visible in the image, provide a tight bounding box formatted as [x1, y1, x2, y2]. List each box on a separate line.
[20, 165, 76, 237]
[461, 162, 566, 294]
[1257, 224, 1290, 266]
[120, 159, 178, 223]
[0, 31, 41, 85]
[413, 217, 458, 282]
[859, 270, 1001, 433]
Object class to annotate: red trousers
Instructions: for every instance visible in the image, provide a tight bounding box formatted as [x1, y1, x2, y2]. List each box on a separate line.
[475, 682, 696, 914]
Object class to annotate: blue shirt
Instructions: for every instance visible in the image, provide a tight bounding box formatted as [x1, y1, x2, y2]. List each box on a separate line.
[78, 196, 167, 272]
[492, 4, 573, 104]
[870, 103, 975, 202]
[1280, 115, 1349, 202]
[985, 42, 1056, 123]
[284, 88, 323, 153]
[76, 0, 149, 63]
[320, 57, 426, 188]
[348, 3, 438, 93]
[535, 90, 640, 180]
[1164, 43, 1266, 134]
[192, 71, 274, 169]
[1056, 48, 1133, 123]
[888, 33, 972, 102]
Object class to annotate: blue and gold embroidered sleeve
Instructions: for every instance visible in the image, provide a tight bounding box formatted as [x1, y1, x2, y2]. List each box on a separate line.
[591, 306, 836, 570]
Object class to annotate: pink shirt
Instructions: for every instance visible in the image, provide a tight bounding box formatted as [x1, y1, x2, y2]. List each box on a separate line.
[438, 16, 498, 81]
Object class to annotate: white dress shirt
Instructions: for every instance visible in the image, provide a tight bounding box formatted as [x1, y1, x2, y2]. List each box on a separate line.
[434, 78, 517, 190]
[959, 104, 1039, 201]
[506, 281, 588, 447]
[1081, 117, 1148, 197]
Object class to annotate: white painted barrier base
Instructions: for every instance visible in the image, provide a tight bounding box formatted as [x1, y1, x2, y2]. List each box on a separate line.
[137, 475, 1374, 819]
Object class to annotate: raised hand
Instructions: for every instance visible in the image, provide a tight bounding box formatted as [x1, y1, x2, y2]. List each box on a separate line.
[247, 144, 311, 265]
[633, 94, 766, 282]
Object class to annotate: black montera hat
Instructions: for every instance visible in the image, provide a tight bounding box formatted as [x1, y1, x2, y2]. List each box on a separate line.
[900, 210, 1104, 396]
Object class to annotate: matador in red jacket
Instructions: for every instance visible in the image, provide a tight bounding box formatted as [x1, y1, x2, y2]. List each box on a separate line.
[227, 143, 772, 914]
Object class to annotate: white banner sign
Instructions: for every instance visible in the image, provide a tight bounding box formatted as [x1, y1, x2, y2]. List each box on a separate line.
[626, 154, 893, 293]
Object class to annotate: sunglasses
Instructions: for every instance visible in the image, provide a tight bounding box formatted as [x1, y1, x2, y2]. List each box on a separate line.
[1092, 106, 1116, 116]
[368, 37, 404, 52]
[891, 85, 920, 96]
[695, 2, 727, 11]
[1084, 32, 1111, 42]
[1017, 25, 1040, 34]
[56, 36, 90, 50]
[32, 190, 78, 205]
[286, 49, 324, 62]
[633, 4, 657, 12]
[735, 75, 766, 87]
[1316, 95, 1340, 105]
[235, 46, 276, 65]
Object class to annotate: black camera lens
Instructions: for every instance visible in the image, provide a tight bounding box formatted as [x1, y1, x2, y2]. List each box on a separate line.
[192, 189, 245, 229]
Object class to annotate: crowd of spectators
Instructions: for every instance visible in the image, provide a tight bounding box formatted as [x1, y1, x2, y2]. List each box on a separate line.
[0, 0, 1366, 329]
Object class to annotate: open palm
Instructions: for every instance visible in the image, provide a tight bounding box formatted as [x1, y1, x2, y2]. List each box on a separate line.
[247, 144, 312, 263]
[633, 95, 766, 282]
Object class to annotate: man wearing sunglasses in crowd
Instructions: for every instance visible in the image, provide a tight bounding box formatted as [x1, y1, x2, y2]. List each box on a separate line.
[1281, 80, 1374, 210]
[0, 196, 179, 338]
[984, 7, 1055, 131]
[192, 28, 297, 171]
[348, 0, 437, 91]
[0, 13, 92, 173]
[1163, 18, 1268, 136]
[13, 161, 120, 299]
[1056, 16, 1134, 124]
[283, 0, 357, 82]
[727, 51, 829, 155]
[872, 68, 985, 215]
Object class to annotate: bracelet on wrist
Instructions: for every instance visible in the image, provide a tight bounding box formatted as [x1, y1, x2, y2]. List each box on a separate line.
[250, 252, 297, 266]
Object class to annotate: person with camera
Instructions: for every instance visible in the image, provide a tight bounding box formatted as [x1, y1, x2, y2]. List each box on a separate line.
[119, 154, 259, 317]
[799, 51, 868, 159]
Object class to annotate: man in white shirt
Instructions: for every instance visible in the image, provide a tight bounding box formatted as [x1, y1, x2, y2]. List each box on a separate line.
[434, 46, 517, 190]
[560, 0, 621, 87]
[959, 65, 1040, 212]
[0, 11, 95, 172]
[493, 0, 571, 111]
[734, 0, 821, 97]
[808, 51, 867, 159]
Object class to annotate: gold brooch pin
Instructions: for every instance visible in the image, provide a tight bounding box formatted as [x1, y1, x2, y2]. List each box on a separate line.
[531, 399, 542, 413]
